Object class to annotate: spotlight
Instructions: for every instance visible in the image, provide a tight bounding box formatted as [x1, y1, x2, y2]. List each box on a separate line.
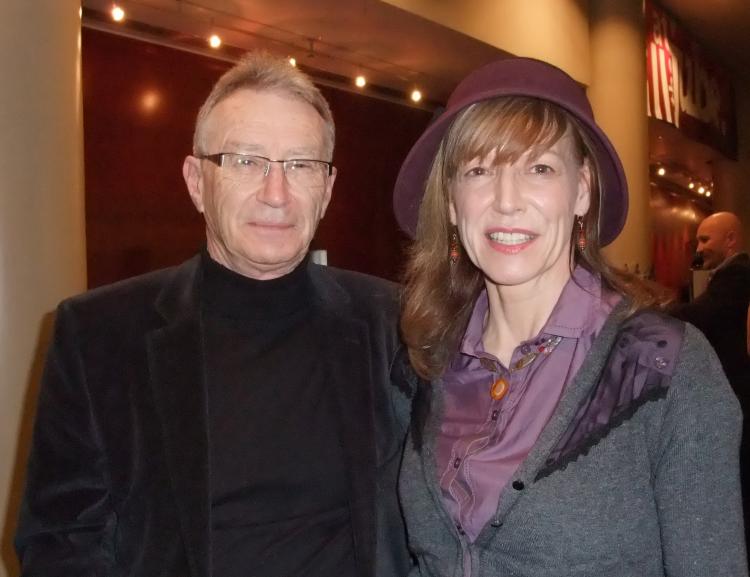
[289, 57, 297, 67]
[355, 75, 366, 88]
[209, 35, 222, 49]
[410, 89, 422, 103]
[111, 5, 125, 22]
[698, 186, 705, 194]
[706, 190, 712, 197]
[657, 167, 666, 176]
[688, 182, 695, 189]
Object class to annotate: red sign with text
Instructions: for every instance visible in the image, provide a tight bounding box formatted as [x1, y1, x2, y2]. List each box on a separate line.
[646, 0, 736, 158]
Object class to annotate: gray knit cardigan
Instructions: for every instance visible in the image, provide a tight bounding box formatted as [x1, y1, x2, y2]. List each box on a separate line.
[399, 307, 748, 577]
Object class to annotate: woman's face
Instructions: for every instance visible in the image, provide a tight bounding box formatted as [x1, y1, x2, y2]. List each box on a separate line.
[449, 130, 591, 291]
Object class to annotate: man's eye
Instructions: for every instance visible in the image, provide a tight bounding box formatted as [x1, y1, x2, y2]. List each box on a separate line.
[287, 160, 314, 171]
[236, 156, 260, 167]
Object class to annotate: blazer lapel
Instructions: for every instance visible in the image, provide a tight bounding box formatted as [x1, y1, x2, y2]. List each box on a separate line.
[147, 256, 211, 577]
[311, 268, 376, 577]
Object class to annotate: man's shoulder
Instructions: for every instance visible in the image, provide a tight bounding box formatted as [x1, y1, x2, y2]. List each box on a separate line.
[707, 253, 750, 294]
[321, 265, 398, 293]
[60, 257, 198, 323]
[311, 264, 399, 304]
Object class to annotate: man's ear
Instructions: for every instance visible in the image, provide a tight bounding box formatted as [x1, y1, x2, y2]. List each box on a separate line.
[318, 166, 336, 220]
[183, 155, 205, 213]
[727, 229, 738, 249]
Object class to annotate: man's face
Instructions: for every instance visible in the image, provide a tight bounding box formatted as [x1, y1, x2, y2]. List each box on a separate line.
[696, 218, 731, 269]
[183, 89, 335, 280]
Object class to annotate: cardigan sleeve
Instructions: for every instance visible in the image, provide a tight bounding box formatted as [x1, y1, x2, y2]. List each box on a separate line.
[15, 300, 116, 576]
[652, 324, 747, 577]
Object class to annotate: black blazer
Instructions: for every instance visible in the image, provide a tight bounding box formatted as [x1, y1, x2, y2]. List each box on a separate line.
[16, 255, 413, 577]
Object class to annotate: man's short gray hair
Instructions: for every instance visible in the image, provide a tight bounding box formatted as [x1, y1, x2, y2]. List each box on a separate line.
[193, 51, 335, 159]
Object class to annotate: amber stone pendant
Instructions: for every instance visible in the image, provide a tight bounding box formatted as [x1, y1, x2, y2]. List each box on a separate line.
[490, 377, 509, 400]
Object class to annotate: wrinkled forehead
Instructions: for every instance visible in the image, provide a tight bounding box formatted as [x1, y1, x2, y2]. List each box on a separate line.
[441, 98, 581, 174]
[204, 89, 328, 150]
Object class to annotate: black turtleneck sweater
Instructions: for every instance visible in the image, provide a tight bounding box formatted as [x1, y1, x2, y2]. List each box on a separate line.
[200, 252, 355, 577]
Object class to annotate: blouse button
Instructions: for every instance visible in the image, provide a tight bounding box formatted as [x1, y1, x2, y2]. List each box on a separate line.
[512, 480, 525, 491]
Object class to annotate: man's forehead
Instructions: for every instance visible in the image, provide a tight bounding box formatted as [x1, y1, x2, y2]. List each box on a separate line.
[204, 90, 325, 150]
[697, 220, 718, 237]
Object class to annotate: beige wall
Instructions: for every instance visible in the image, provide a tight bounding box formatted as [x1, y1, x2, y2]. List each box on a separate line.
[0, 1, 86, 575]
[588, 0, 650, 272]
[382, 0, 591, 83]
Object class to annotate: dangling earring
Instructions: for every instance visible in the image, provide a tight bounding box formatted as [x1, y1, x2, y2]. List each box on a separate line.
[449, 231, 460, 264]
[576, 216, 587, 252]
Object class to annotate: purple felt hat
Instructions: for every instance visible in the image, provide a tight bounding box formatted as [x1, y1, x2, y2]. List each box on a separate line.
[393, 57, 628, 246]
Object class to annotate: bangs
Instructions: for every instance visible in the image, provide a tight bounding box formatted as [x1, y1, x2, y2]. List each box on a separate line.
[440, 97, 579, 177]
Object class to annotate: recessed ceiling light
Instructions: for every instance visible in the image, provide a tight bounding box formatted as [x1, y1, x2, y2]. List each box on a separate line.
[289, 57, 297, 67]
[209, 34, 222, 49]
[657, 167, 666, 176]
[698, 186, 705, 194]
[111, 5, 125, 22]
[688, 182, 694, 189]
[355, 75, 366, 88]
[410, 89, 422, 103]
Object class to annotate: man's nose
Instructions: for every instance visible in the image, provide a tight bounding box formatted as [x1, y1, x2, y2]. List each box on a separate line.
[257, 162, 290, 207]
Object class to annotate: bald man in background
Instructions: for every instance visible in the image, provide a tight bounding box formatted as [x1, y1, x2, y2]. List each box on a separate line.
[675, 211, 750, 390]
[673, 211, 750, 545]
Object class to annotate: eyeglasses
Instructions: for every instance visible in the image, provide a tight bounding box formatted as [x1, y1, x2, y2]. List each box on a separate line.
[198, 152, 333, 190]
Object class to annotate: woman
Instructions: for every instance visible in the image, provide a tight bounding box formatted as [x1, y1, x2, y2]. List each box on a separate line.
[393, 57, 746, 576]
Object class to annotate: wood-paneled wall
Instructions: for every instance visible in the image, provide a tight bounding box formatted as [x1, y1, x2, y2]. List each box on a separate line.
[82, 28, 432, 287]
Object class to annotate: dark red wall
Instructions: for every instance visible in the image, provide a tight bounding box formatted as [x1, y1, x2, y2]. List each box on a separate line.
[82, 28, 432, 287]
[650, 185, 709, 294]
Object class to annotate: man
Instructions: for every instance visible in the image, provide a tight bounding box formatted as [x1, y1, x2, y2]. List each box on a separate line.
[674, 211, 750, 393]
[673, 210, 750, 548]
[16, 52, 413, 577]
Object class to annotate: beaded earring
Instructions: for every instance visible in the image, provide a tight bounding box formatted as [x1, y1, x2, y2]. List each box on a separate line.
[449, 231, 460, 264]
[576, 216, 587, 252]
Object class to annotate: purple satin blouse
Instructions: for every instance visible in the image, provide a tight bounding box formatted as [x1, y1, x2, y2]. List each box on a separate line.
[437, 266, 621, 542]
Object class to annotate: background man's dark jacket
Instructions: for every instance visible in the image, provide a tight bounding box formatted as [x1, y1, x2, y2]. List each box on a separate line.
[15, 255, 413, 577]
[673, 252, 750, 402]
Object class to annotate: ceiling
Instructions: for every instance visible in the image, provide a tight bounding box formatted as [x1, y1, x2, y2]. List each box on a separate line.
[81, 0, 509, 108]
[658, 0, 750, 82]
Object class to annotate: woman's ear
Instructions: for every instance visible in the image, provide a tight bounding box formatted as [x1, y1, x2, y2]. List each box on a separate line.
[574, 160, 592, 216]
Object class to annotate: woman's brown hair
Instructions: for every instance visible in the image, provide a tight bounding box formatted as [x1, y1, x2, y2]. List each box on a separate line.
[401, 97, 670, 380]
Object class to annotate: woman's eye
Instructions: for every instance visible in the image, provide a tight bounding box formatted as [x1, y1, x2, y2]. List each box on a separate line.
[529, 164, 554, 175]
[464, 166, 491, 178]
